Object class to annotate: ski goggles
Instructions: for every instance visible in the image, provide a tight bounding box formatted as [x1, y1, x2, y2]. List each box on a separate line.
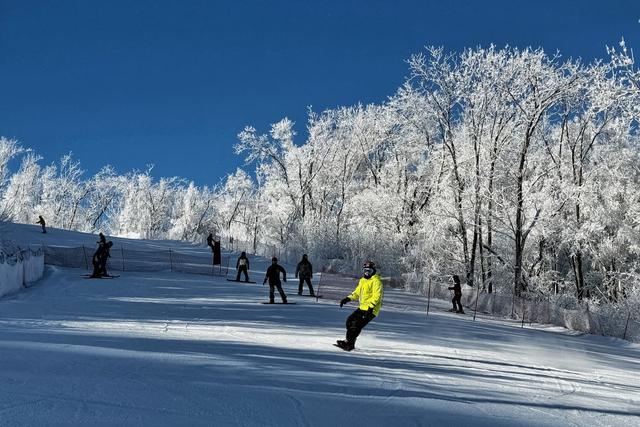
[362, 267, 374, 276]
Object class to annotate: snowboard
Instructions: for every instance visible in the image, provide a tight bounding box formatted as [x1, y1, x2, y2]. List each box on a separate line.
[227, 279, 257, 284]
[444, 309, 466, 314]
[83, 274, 119, 279]
[260, 302, 296, 305]
[333, 343, 354, 352]
[297, 294, 322, 298]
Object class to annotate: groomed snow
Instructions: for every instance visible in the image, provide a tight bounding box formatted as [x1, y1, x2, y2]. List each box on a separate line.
[1, 225, 639, 426]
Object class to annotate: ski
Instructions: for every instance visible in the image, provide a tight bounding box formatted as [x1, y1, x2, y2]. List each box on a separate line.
[226, 279, 256, 284]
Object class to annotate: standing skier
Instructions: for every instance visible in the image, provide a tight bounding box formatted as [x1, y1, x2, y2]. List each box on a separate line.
[263, 257, 287, 304]
[91, 240, 113, 278]
[336, 261, 383, 351]
[206, 233, 214, 252]
[36, 215, 46, 233]
[236, 251, 250, 282]
[295, 254, 315, 296]
[448, 274, 464, 314]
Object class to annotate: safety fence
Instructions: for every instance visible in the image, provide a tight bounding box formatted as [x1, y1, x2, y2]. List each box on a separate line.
[406, 277, 640, 343]
[43, 245, 230, 277]
[223, 236, 301, 267]
[0, 246, 45, 298]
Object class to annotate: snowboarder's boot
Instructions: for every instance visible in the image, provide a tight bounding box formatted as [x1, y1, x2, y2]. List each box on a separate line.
[336, 340, 354, 351]
[268, 299, 275, 304]
[457, 309, 465, 314]
[448, 308, 456, 312]
[282, 298, 288, 304]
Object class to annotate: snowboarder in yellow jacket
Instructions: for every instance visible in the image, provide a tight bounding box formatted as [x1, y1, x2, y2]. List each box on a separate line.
[336, 260, 383, 351]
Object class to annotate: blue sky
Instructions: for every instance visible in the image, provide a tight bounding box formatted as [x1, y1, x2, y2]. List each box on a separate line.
[1, 0, 639, 187]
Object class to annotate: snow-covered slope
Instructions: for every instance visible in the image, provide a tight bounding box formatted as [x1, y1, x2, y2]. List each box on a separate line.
[1, 224, 639, 426]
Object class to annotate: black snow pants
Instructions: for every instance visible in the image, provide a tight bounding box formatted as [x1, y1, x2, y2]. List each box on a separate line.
[236, 266, 249, 282]
[452, 294, 463, 312]
[345, 308, 376, 346]
[298, 276, 314, 296]
[269, 283, 287, 303]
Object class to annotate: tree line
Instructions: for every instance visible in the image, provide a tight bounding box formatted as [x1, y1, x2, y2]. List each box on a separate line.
[2, 43, 639, 307]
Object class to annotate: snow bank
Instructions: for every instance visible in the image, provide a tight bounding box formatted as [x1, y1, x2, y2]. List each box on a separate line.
[0, 247, 44, 298]
[460, 286, 640, 342]
[415, 278, 639, 343]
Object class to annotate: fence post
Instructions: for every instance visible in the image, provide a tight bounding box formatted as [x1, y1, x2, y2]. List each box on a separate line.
[82, 245, 89, 270]
[169, 248, 173, 272]
[121, 245, 125, 271]
[315, 272, 323, 303]
[426, 277, 432, 315]
[623, 311, 632, 340]
[473, 282, 480, 322]
[530, 299, 535, 326]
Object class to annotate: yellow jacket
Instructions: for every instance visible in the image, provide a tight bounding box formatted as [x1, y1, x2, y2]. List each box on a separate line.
[348, 274, 383, 316]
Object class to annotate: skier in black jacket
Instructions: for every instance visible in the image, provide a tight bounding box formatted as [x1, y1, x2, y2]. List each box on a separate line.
[206, 233, 214, 252]
[236, 251, 250, 282]
[448, 274, 464, 313]
[263, 257, 287, 303]
[36, 215, 46, 233]
[295, 254, 315, 296]
[91, 240, 113, 278]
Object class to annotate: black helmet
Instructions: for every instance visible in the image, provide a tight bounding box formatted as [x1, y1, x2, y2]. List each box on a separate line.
[272, 257, 278, 262]
[362, 261, 376, 278]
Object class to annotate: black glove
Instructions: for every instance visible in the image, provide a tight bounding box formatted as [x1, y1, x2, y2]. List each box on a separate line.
[339, 297, 350, 308]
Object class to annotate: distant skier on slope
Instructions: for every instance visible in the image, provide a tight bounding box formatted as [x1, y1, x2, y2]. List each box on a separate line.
[336, 260, 383, 351]
[36, 215, 46, 233]
[235, 251, 250, 282]
[206, 233, 215, 252]
[91, 240, 113, 278]
[448, 274, 464, 314]
[295, 254, 315, 296]
[263, 257, 287, 304]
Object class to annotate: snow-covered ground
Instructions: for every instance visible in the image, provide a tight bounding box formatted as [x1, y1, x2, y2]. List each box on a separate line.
[1, 225, 639, 426]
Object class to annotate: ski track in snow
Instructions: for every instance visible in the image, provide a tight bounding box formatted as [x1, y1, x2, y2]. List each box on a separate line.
[1, 224, 640, 426]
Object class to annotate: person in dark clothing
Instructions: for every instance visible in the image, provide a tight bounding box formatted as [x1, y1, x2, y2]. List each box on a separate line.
[448, 274, 464, 313]
[263, 257, 287, 303]
[97, 232, 106, 245]
[91, 240, 113, 278]
[336, 261, 383, 351]
[206, 233, 214, 252]
[36, 215, 46, 233]
[295, 254, 315, 296]
[236, 251, 250, 282]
